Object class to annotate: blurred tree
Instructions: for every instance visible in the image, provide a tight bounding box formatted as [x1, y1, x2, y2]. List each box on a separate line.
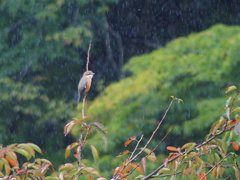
[1, 0, 240, 167]
[0, 0, 116, 165]
[86, 24, 240, 173]
[106, 0, 240, 76]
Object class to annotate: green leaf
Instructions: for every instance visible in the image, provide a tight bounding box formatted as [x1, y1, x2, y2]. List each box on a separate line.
[17, 144, 35, 157]
[37, 158, 53, 165]
[15, 148, 31, 161]
[232, 166, 240, 179]
[92, 122, 108, 146]
[225, 86, 237, 93]
[185, 143, 196, 153]
[181, 143, 196, 150]
[79, 167, 100, 177]
[158, 168, 171, 174]
[89, 144, 99, 162]
[59, 163, 75, 172]
[27, 143, 43, 154]
[232, 107, 240, 113]
[210, 117, 225, 135]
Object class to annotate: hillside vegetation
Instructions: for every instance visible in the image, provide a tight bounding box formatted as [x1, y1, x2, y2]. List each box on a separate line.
[86, 24, 240, 155]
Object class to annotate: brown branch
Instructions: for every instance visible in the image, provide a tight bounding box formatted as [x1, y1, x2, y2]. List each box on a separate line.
[77, 123, 91, 169]
[152, 171, 182, 178]
[77, 133, 83, 168]
[86, 38, 92, 71]
[152, 127, 174, 153]
[134, 98, 175, 157]
[82, 94, 87, 118]
[141, 125, 235, 180]
[128, 129, 174, 177]
[200, 153, 231, 180]
[113, 99, 176, 179]
[129, 135, 144, 159]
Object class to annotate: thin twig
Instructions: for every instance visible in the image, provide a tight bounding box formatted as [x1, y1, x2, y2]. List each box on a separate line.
[78, 133, 83, 168]
[114, 99, 176, 179]
[86, 38, 92, 71]
[152, 171, 182, 178]
[130, 99, 175, 162]
[82, 94, 86, 118]
[129, 128, 174, 176]
[152, 127, 174, 152]
[141, 126, 235, 180]
[200, 153, 231, 180]
[82, 125, 91, 145]
[129, 135, 144, 159]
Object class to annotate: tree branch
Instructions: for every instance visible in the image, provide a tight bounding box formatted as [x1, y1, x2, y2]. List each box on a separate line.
[141, 125, 235, 180]
[113, 99, 176, 179]
[201, 153, 230, 180]
[86, 38, 92, 71]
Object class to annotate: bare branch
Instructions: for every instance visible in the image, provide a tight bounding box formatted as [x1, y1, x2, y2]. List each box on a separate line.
[141, 125, 235, 180]
[200, 153, 231, 180]
[129, 135, 144, 160]
[113, 99, 176, 179]
[82, 94, 87, 118]
[86, 38, 92, 71]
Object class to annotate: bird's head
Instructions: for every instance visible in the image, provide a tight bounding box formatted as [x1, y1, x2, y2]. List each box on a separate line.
[83, 70, 95, 77]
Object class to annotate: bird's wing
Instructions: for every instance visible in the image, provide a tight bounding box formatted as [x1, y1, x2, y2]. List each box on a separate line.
[78, 77, 87, 92]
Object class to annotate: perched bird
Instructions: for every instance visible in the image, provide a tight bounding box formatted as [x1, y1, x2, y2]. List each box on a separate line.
[77, 70, 95, 105]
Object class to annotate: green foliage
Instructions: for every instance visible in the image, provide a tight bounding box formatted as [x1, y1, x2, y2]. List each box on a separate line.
[0, 86, 239, 179]
[0, 0, 117, 165]
[87, 24, 240, 158]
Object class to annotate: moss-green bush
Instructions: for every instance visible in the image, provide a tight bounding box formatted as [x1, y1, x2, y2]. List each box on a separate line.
[82, 24, 240, 174]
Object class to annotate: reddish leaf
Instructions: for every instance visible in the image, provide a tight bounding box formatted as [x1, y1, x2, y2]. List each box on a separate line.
[231, 142, 239, 151]
[166, 146, 179, 152]
[229, 120, 239, 124]
[131, 163, 144, 175]
[84, 174, 94, 180]
[16, 170, 25, 175]
[116, 150, 130, 157]
[73, 153, 79, 159]
[5, 155, 18, 167]
[124, 140, 133, 146]
[129, 136, 136, 140]
[199, 173, 207, 180]
[169, 153, 178, 160]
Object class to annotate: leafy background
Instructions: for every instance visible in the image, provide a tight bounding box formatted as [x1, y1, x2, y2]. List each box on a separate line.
[0, 0, 240, 178]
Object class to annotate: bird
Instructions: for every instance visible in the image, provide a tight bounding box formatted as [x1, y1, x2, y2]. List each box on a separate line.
[77, 70, 95, 105]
